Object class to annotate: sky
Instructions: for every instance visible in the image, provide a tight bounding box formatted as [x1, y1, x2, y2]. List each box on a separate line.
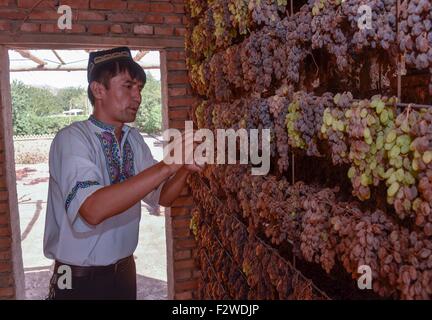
[9, 49, 161, 88]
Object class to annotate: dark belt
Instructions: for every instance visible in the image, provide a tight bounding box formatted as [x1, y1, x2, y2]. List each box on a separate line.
[54, 255, 133, 278]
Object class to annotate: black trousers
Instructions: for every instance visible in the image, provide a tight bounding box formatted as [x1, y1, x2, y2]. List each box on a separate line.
[47, 256, 137, 300]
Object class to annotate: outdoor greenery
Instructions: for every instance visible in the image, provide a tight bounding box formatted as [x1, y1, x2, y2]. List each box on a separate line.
[11, 71, 162, 136]
[135, 72, 162, 134]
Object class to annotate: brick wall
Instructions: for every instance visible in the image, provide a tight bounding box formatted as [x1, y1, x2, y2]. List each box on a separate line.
[0, 117, 15, 300]
[0, 0, 187, 38]
[0, 0, 197, 299]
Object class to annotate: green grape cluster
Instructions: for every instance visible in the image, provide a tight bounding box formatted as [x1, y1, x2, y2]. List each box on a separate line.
[345, 96, 397, 201]
[286, 98, 306, 150]
[188, 60, 210, 97]
[186, 0, 208, 18]
[194, 100, 214, 131]
[190, 208, 200, 239]
[384, 111, 417, 219]
[228, 0, 250, 36]
[213, 1, 235, 49]
[311, 0, 344, 16]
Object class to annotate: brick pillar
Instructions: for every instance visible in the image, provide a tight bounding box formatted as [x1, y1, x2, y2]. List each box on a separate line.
[164, 48, 199, 299]
[0, 46, 25, 299]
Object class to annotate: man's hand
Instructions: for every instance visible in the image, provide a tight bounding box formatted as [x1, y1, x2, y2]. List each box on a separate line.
[158, 129, 204, 206]
[163, 130, 204, 174]
[80, 129, 205, 224]
[184, 163, 204, 172]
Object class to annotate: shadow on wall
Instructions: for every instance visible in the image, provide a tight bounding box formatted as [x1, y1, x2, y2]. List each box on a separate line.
[24, 267, 167, 300]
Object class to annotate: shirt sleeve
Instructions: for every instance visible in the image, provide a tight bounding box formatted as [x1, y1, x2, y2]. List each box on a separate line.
[136, 133, 166, 209]
[49, 127, 105, 230]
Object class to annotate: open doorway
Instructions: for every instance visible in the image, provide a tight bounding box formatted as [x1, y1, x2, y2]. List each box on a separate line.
[9, 48, 167, 299]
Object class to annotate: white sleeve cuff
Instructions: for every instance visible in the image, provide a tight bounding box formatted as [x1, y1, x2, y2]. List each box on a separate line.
[65, 182, 104, 232]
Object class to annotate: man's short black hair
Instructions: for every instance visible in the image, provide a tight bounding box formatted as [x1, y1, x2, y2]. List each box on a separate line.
[87, 56, 146, 106]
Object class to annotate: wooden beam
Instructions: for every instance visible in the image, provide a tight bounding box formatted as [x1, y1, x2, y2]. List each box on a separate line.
[134, 50, 149, 61]
[14, 49, 46, 66]
[52, 49, 65, 65]
[0, 34, 184, 50]
[11, 64, 160, 72]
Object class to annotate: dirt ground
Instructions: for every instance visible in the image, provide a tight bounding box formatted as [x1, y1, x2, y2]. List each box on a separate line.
[15, 136, 167, 300]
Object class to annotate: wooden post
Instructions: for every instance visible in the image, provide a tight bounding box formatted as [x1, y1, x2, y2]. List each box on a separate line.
[0, 46, 25, 299]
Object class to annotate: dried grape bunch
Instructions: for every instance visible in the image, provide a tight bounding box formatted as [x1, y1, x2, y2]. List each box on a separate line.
[330, 205, 396, 297]
[197, 219, 250, 299]
[213, 0, 235, 49]
[278, 5, 313, 84]
[256, 177, 301, 246]
[195, 190, 296, 300]
[247, 97, 276, 156]
[193, 100, 210, 129]
[240, 30, 278, 93]
[311, 0, 350, 71]
[188, 59, 211, 97]
[408, 108, 432, 233]
[209, 52, 232, 102]
[186, 0, 207, 19]
[212, 99, 247, 130]
[397, 230, 432, 299]
[286, 91, 332, 157]
[399, 0, 432, 94]
[190, 7, 217, 61]
[194, 99, 214, 130]
[268, 94, 290, 172]
[320, 92, 353, 165]
[238, 173, 267, 233]
[301, 188, 337, 273]
[341, 0, 397, 52]
[227, 0, 250, 36]
[191, 161, 432, 300]
[248, 0, 283, 29]
[222, 44, 244, 90]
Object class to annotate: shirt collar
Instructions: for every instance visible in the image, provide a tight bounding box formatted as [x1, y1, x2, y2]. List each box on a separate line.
[88, 115, 130, 134]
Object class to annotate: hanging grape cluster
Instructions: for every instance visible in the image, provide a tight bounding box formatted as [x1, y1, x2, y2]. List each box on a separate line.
[399, 0, 432, 93]
[186, 0, 432, 300]
[190, 165, 432, 299]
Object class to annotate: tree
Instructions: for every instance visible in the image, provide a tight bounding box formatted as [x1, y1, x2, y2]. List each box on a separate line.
[11, 80, 86, 135]
[10, 72, 162, 136]
[27, 85, 62, 116]
[11, 80, 31, 135]
[135, 72, 162, 134]
[57, 87, 88, 113]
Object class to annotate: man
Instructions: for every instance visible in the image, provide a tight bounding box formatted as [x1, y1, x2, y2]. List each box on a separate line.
[43, 47, 200, 300]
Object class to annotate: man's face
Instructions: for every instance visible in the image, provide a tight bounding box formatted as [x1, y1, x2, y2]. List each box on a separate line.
[101, 71, 144, 124]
